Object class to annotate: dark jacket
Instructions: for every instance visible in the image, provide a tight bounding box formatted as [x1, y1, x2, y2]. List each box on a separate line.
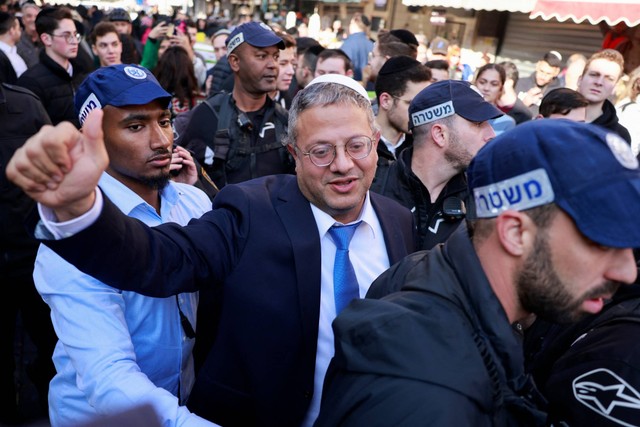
[16, 50, 85, 127]
[0, 83, 51, 277]
[371, 146, 467, 250]
[206, 56, 232, 96]
[525, 283, 640, 426]
[372, 134, 412, 190]
[41, 174, 416, 427]
[0, 50, 18, 84]
[593, 98, 632, 144]
[316, 225, 548, 426]
[178, 92, 293, 188]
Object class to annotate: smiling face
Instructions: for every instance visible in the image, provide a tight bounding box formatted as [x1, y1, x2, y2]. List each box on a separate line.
[22, 5, 39, 36]
[290, 103, 378, 224]
[517, 209, 636, 323]
[577, 58, 622, 105]
[230, 43, 280, 95]
[102, 100, 173, 193]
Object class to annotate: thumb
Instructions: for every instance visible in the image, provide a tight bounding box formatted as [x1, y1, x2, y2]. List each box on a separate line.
[82, 108, 104, 145]
[81, 109, 108, 164]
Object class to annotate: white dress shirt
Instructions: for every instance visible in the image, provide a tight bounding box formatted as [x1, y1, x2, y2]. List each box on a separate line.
[0, 40, 27, 77]
[301, 192, 390, 427]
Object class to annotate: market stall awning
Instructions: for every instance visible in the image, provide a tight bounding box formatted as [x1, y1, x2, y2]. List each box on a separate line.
[401, 0, 536, 14]
[530, 0, 640, 27]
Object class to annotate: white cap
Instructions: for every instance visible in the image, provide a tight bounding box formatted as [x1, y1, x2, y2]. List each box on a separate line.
[306, 74, 370, 101]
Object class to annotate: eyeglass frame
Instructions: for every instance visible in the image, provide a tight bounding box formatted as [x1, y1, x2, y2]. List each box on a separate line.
[294, 135, 375, 167]
[49, 31, 82, 44]
[390, 95, 413, 106]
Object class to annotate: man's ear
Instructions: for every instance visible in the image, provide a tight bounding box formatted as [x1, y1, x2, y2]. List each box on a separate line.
[40, 32, 52, 46]
[228, 53, 240, 72]
[495, 210, 534, 257]
[346, 69, 354, 78]
[379, 92, 393, 110]
[430, 122, 447, 148]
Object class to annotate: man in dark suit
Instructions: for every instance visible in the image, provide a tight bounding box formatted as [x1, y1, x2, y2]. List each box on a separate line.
[0, 12, 28, 84]
[7, 74, 416, 427]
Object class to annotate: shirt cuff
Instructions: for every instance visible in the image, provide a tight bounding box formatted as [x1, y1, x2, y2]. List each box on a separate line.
[37, 189, 103, 239]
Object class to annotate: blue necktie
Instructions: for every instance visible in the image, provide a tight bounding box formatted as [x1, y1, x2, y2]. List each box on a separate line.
[328, 222, 361, 314]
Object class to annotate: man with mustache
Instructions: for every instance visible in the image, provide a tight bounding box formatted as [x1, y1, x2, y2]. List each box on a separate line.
[177, 21, 294, 189]
[31, 64, 216, 426]
[317, 119, 640, 426]
[6, 74, 415, 426]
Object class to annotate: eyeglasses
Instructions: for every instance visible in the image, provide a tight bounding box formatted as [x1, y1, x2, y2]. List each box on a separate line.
[50, 32, 82, 44]
[296, 136, 373, 167]
[368, 51, 380, 61]
[391, 95, 412, 106]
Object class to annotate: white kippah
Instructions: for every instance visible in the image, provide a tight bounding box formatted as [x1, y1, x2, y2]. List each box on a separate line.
[305, 74, 370, 101]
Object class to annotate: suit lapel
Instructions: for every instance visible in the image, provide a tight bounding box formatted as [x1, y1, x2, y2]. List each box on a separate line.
[274, 178, 323, 362]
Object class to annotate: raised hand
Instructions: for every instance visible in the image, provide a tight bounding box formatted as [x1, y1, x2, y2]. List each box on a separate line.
[6, 109, 109, 221]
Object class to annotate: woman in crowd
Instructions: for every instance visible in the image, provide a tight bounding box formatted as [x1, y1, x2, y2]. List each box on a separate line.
[154, 46, 205, 115]
[474, 63, 516, 136]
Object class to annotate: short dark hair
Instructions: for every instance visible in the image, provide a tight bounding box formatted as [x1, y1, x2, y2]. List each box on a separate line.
[376, 29, 418, 59]
[89, 21, 118, 45]
[35, 6, 73, 36]
[542, 51, 562, 69]
[539, 88, 589, 118]
[375, 59, 431, 102]
[425, 59, 449, 72]
[0, 11, 15, 35]
[317, 48, 352, 73]
[295, 36, 319, 56]
[299, 44, 324, 73]
[469, 203, 558, 244]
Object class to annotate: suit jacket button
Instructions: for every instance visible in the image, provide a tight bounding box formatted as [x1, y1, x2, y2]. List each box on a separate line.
[304, 390, 312, 399]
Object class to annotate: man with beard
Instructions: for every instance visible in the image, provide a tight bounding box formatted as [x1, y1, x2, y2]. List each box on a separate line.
[516, 50, 564, 117]
[316, 119, 640, 426]
[31, 64, 215, 426]
[177, 21, 293, 189]
[6, 74, 415, 427]
[371, 79, 501, 250]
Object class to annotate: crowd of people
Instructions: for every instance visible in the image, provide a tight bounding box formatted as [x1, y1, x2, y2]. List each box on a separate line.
[1, 1, 640, 426]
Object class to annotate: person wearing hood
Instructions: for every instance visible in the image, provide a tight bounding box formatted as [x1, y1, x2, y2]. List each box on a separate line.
[578, 49, 631, 143]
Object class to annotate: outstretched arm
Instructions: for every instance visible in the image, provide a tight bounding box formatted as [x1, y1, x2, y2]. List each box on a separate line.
[6, 110, 108, 221]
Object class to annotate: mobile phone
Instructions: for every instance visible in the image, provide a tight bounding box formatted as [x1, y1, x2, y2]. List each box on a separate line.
[166, 23, 175, 36]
